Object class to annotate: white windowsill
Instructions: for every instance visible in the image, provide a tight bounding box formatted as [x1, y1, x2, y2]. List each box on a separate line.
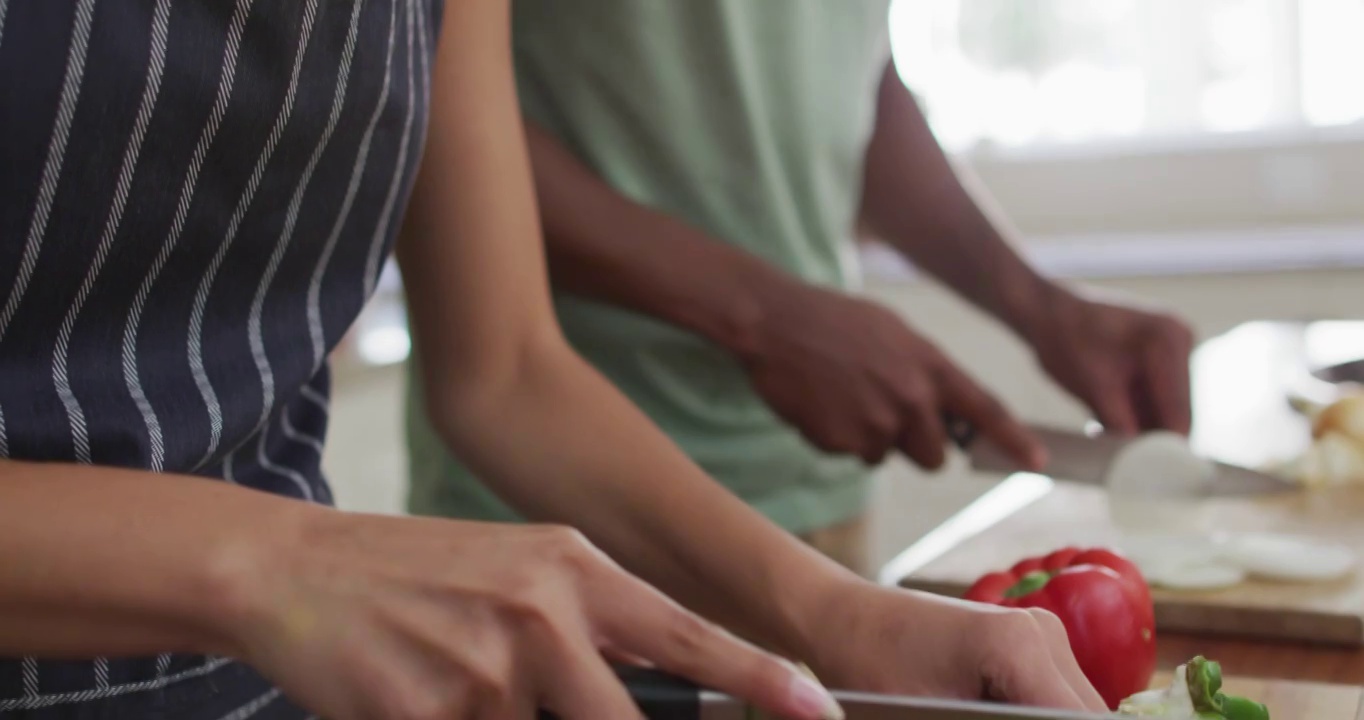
[953, 122, 1364, 165]
[861, 225, 1364, 282]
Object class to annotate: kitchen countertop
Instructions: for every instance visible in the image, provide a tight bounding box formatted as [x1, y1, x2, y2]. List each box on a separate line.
[884, 320, 1364, 685]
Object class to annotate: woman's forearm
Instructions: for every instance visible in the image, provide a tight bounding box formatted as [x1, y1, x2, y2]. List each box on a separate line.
[425, 340, 859, 660]
[0, 460, 295, 658]
[397, 0, 854, 664]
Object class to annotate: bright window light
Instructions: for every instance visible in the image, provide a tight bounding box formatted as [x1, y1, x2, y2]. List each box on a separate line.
[890, 0, 1364, 151]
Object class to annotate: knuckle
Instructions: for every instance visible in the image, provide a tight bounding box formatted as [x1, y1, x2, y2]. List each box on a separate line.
[465, 669, 513, 711]
[993, 608, 1045, 643]
[503, 598, 558, 640]
[660, 609, 716, 662]
[1026, 607, 1067, 636]
[497, 577, 562, 636]
[809, 425, 861, 456]
[866, 407, 899, 440]
[859, 429, 894, 464]
[858, 430, 897, 464]
[972, 610, 1052, 672]
[533, 525, 602, 574]
[897, 380, 932, 407]
[535, 524, 590, 555]
[860, 444, 890, 466]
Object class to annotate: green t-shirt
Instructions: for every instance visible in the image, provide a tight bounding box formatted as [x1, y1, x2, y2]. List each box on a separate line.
[406, 0, 893, 533]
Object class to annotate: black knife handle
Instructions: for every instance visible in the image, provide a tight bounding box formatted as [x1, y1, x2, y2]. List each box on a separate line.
[537, 666, 701, 720]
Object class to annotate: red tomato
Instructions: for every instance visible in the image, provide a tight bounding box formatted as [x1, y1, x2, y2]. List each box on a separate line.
[964, 546, 1156, 709]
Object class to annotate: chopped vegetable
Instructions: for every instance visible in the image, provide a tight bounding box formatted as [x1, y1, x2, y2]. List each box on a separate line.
[1281, 394, 1364, 487]
[1313, 395, 1364, 445]
[1106, 432, 1216, 498]
[1119, 657, 1269, 720]
[1143, 561, 1246, 591]
[1121, 535, 1246, 591]
[1218, 533, 1355, 583]
[1105, 432, 1216, 534]
[1121, 532, 1355, 589]
[964, 547, 1156, 709]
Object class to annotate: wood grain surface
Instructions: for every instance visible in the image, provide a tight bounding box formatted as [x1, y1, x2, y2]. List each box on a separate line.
[1157, 633, 1364, 685]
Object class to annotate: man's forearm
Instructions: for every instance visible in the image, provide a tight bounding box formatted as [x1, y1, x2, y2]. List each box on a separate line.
[528, 123, 786, 358]
[0, 460, 296, 658]
[425, 337, 857, 661]
[858, 63, 1062, 339]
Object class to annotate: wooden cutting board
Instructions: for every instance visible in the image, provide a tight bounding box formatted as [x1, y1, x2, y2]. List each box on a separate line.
[892, 475, 1364, 646]
[1149, 674, 1362, 720]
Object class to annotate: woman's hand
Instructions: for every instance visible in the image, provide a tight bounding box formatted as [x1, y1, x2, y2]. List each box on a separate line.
[225, 508, 843, 720]
[798, 582, 1108, 712]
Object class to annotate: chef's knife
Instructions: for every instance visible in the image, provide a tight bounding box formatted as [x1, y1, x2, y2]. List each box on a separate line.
[948, 420, 1295, 497]
[539, 667, 1114, 720]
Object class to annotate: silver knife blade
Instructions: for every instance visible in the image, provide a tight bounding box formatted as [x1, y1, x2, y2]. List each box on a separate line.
[1204, 459, 1299, 496]
[964, 425, 1296, 497]
[694, 690, 1114, 720]
[833, 692, 1114, 720]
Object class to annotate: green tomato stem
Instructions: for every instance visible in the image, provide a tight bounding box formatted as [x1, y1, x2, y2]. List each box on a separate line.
[1004, 570, 1052, 598]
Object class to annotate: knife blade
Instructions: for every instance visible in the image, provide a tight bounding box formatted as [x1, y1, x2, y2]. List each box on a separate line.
[538, 667, 1115, 720]
[956, 422, 1296, 497]
[832, 691, 1111, 720]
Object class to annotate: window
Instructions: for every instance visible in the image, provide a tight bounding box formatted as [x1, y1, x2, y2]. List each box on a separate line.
[890, 0, 1364, 152]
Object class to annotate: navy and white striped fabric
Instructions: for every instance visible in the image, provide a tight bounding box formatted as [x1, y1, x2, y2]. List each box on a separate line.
[0, 0, 440, 716]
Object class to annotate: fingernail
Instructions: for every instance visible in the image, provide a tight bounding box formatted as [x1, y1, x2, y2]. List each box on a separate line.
[788, 670, 844, 720]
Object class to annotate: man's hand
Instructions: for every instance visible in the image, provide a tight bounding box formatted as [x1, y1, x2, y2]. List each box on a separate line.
[797, 582, 1108, 712]
[735, 275, 1047, 470]
[1024, 286, 1196, 436]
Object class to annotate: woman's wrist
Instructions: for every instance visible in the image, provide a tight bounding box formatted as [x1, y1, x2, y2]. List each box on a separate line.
[0, 462, 327, 660]
[760, 554, 868, 664]
[191, 493, 325, 660]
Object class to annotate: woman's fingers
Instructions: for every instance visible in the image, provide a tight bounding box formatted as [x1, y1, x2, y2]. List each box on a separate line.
[588, 566, 843, 720]
[1025, 608, 1109, 712]
[537, 639, 642, 720]
[250, 517, 844, 720]
[978, 610, 1091, 711]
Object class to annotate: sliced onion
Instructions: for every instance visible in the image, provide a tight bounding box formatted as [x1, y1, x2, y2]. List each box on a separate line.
[1142, 560, 1246, 591]
[1106, 432, 1216, 498]
[1119, 534, 1246, 591]
[1216, 533, 1356, 582]
[1106, 432, 1216, 534]
[1121, 532, 1356, 587]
